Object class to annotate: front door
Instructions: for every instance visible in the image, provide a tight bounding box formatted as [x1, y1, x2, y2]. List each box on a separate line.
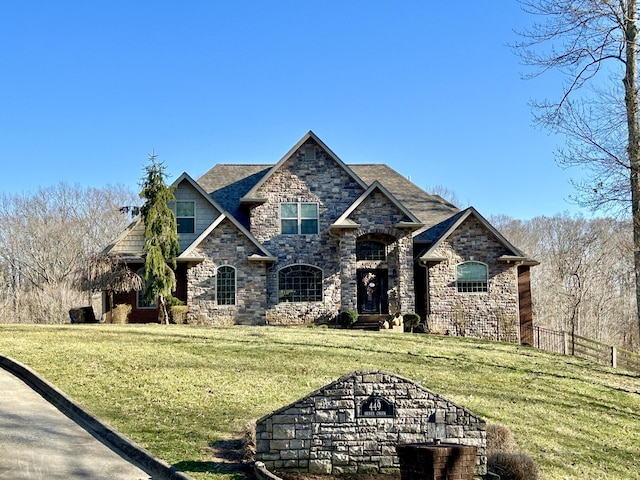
[357, 269, 388, 315]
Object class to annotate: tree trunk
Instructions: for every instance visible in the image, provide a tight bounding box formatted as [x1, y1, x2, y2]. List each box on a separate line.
[624, 0, 640, 350]
[159, 295, 169, 324]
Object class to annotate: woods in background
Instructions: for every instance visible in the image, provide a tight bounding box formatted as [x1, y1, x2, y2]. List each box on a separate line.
[0, 182, 636, 351]
[0, 183, 137, 324]
[493, 214, 638, 350]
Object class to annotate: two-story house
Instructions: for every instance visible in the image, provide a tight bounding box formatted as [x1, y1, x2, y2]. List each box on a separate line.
[105, 131, 537, 341]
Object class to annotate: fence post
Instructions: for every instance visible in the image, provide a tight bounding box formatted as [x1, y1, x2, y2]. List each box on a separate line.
[563, 332, 569, 356]
[611, 346, 617, 369]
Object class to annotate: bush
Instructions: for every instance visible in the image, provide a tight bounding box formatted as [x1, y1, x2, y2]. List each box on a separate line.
[170, 305, 189, 324]
[487, 423, 518, 454]
[111, 304, 132, 324]
[403, 312, 421, 330]
[339, 310, 358, 328]
[487, 452, 540, 480]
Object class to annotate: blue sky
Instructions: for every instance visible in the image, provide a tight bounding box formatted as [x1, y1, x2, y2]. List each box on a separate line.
[0, 2, 588, 219]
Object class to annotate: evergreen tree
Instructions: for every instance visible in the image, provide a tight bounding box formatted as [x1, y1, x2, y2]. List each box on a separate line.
[139, 153, 180, 323]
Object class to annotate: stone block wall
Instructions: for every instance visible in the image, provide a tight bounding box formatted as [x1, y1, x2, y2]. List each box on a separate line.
[255, 371, 486, 479]
[250, 140, 365, 324]
[427, 216, 520, 341]
[186, 218, 268, 325]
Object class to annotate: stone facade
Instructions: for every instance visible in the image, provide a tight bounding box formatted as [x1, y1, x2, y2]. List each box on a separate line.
[107, 131, 535, 336]
[255, 371, 487, 479]
[186, 219, 269, 325]
[425, 216, 520, 341]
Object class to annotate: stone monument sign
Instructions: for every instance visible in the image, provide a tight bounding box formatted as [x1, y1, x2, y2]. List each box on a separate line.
[254, 370, 487, 479]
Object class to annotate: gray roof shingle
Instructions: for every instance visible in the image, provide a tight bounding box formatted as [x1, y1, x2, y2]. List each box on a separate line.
[196, 162, 460, 238]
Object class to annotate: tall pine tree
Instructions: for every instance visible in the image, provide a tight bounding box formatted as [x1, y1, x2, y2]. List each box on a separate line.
[139, 153, 180, 323]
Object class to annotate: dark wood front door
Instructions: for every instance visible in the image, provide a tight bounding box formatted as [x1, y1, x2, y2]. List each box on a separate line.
[357, 269, 388, 315]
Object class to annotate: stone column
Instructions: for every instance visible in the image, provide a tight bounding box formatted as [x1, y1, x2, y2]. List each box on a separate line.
[339, 231, 357, 311]
[397, 233, 415, 313]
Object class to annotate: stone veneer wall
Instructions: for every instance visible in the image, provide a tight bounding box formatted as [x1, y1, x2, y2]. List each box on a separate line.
[255, 371, 487, 479]
[251, 140, 365, 325]
[427, 216, 520, 341]
[186, 219, 268, 325]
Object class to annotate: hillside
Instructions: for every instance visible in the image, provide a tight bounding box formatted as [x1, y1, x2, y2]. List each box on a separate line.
[0, 324, 638, 479]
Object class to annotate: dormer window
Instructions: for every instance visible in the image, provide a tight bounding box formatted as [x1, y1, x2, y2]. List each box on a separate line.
[176, 201, 195, 234]
[281, 202, 318, 235]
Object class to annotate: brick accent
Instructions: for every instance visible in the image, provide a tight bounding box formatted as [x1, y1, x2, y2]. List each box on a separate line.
[397, 443, 477, 480]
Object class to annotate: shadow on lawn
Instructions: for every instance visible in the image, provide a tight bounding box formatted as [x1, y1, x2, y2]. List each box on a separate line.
[174, 438, 253, 479]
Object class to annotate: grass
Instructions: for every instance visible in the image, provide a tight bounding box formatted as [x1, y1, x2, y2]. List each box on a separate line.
[1, 324, 639, 480]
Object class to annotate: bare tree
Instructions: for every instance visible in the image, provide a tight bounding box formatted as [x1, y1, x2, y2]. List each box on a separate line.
[514, 0, 640, 344]
[0, 183, 137, 323]
[493, 213, 638, 350]
[426, 185, 465, 208]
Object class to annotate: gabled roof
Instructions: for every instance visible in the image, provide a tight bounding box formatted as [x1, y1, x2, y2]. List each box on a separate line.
[105, 172, 276, 263]
[102, 216, 145, 261]
[178, 213, 276, 263]
[349, 164, 459, 235]
[416, 207, 538, 266]
[330, 181, 423, 233]
[197, 165, 271, 227]
[174, 172, 276, 263]
[240, 131, 369, 203]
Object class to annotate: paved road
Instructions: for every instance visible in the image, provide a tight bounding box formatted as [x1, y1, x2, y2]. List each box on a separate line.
[0, 367, 152, 480]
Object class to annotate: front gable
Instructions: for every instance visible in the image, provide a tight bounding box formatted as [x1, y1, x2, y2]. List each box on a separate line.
[103, 217, 145, 261]
[171, 174, 223, 252]
[243, 132, 370, 243]
[331, 181, 423, 235]
[241, 131, 368, 204]
[417, 207, 537, 266]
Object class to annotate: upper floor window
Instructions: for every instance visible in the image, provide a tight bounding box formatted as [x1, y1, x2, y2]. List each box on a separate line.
[356, 240, 386, 261]
[281, 203, 318, 235]
[456, 261, 488, 293]
[176, 201, 195, 234]
[216, 265, 236, 306]
[278, 265, 323, 302]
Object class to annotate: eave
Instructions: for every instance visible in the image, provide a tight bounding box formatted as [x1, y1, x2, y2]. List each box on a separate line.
[498, 255, 540, 267]
[248, 254, 277, 263]
[394, 221, 424, 231]
[240, 196, 268, 205]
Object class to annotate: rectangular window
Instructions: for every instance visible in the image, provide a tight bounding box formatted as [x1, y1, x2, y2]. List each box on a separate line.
[176, 201, 195, 234]
[456, 262, 488, 293]
[281, 202, 318, 235]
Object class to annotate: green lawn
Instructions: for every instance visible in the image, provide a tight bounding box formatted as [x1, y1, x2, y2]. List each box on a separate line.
[1, 324, 639, 480]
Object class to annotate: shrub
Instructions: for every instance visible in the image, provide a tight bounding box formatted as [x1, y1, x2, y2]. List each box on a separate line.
[111, 304, 132, 324]
[339, 310, 358, 328]
[487, 423, 518, 454]
[487, 452, 540, 480]
[403, 312, 421, 331]
[170, 305, 189, 324]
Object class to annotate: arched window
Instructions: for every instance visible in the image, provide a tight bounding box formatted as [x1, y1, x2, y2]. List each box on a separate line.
[136, 269, 157, 309]
[216, 266, 236, 305]
[356, 240, 386, 261]
[278, 265, 323, 303]
[456, 261, 488, 293]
